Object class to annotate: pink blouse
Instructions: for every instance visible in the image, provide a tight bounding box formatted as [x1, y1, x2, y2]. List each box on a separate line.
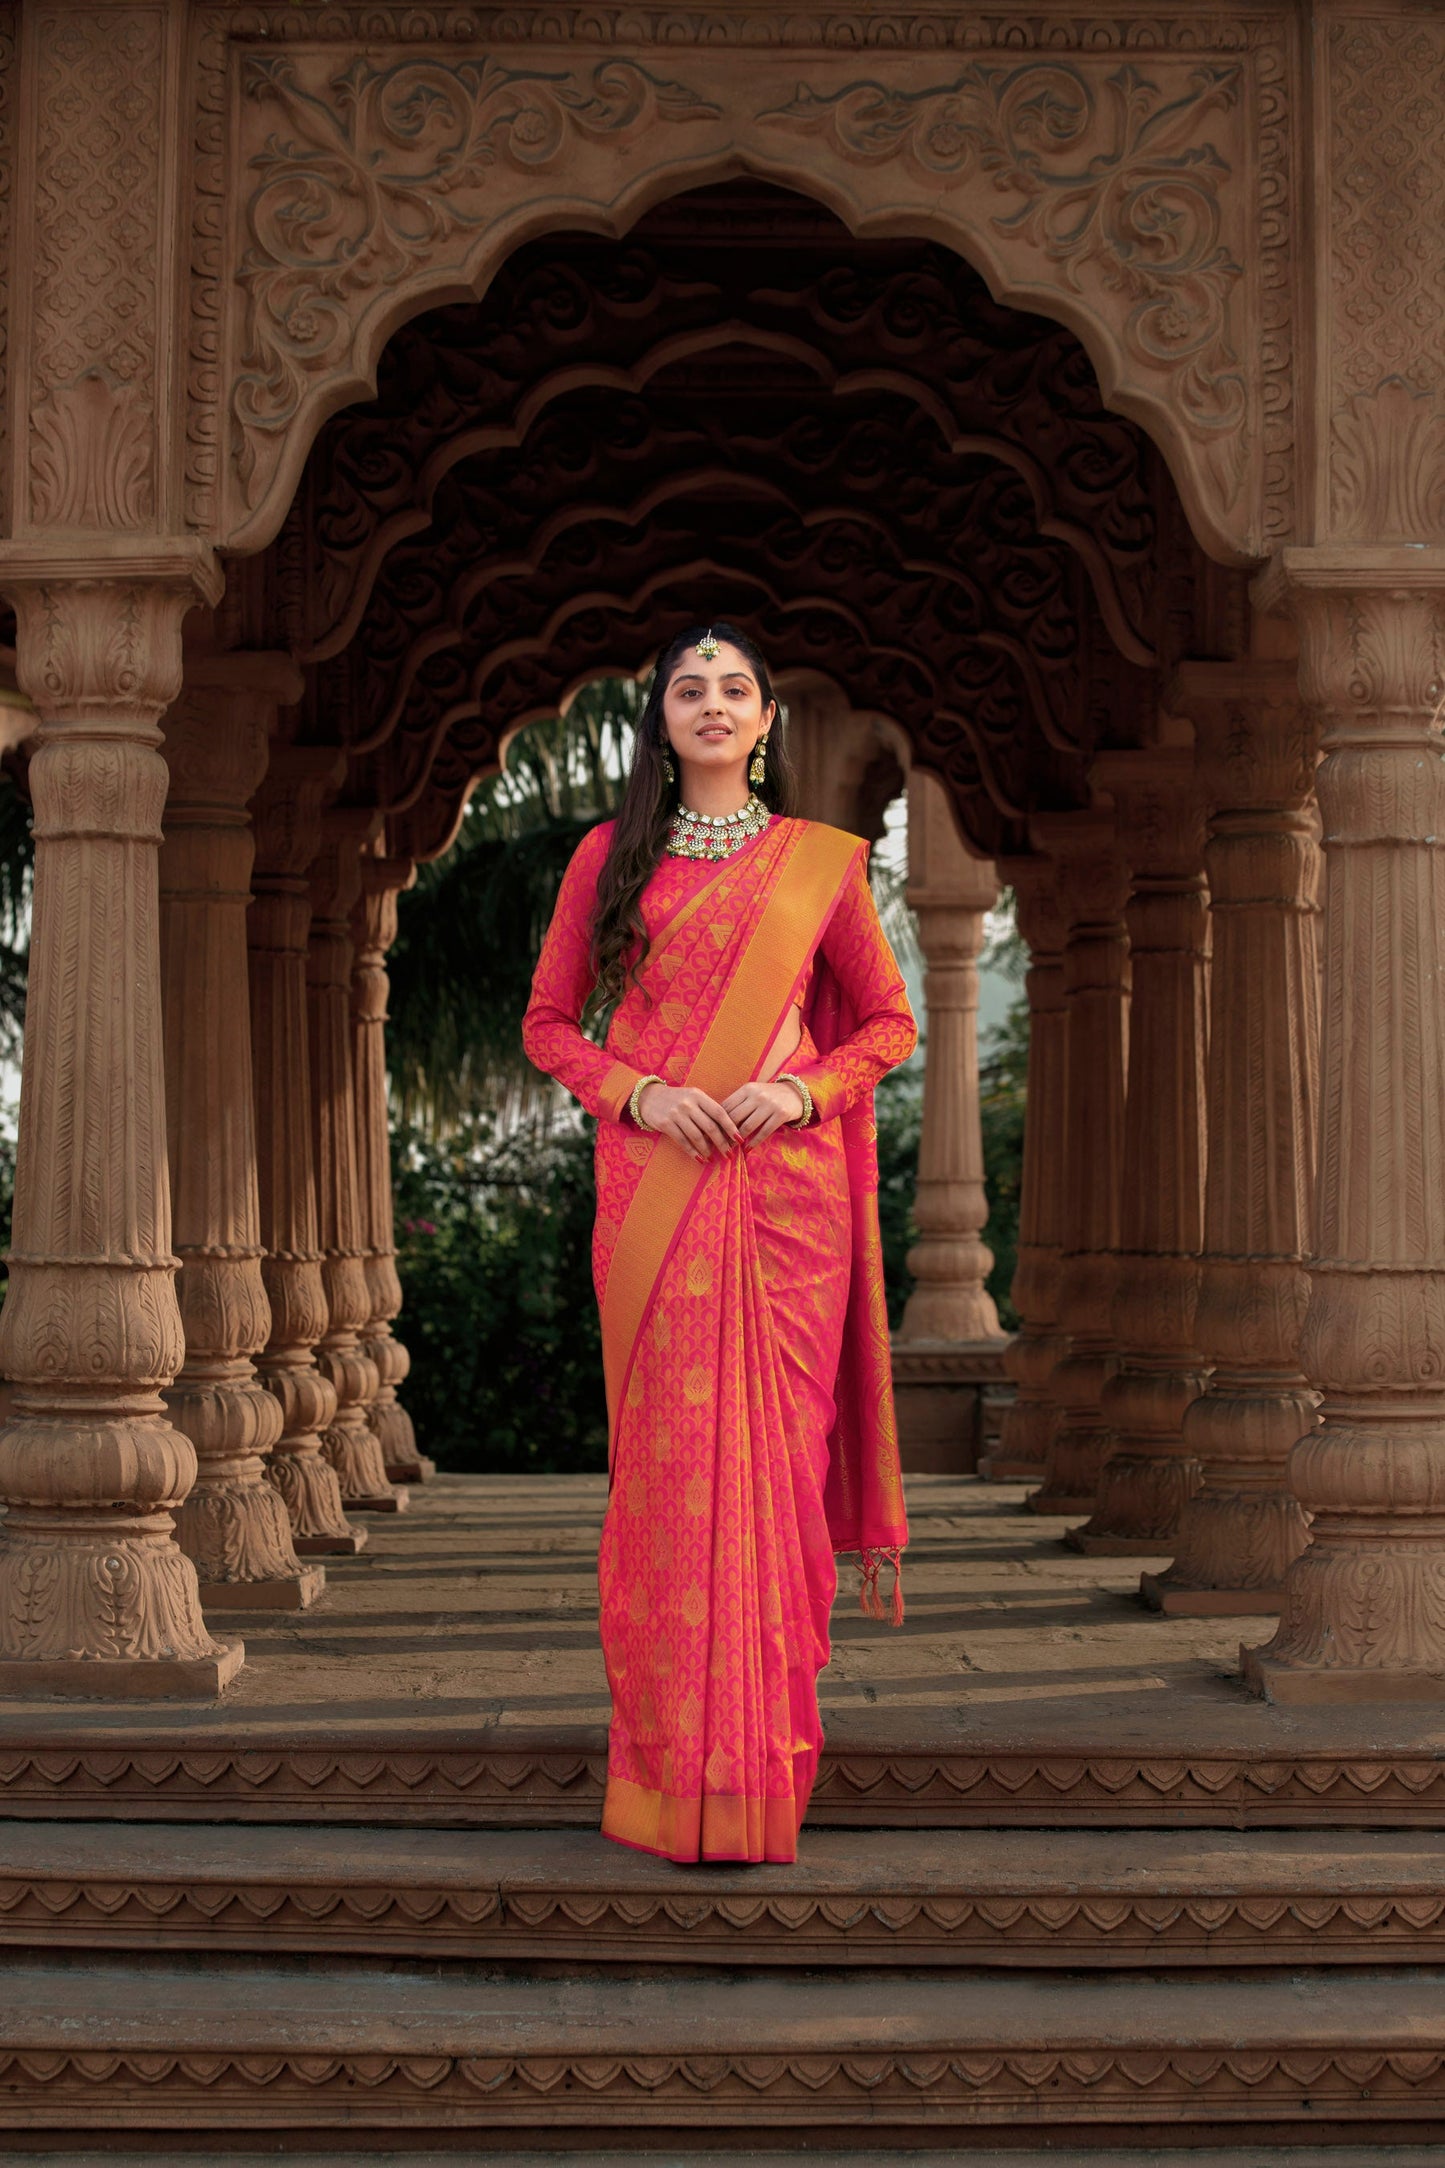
[522, 819, 916, 1126]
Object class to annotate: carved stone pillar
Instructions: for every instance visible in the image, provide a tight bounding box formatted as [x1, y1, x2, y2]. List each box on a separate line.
[1244, 558, 1445, 1699]
[161, 660, 322, 1611]
[1071, 751, 1210, 1553]
[0, 563, 241, 1695]
[249, 750, 364, 1557]
[896, 773, 1004, 1344]
[1028, 813, 1131, 1517]
[1142, 665, 1319, 1616]
[309, 812, 407, 1514]
[892, 774, 1007, 1471]
[980, 855, 1069, 1482]
[352, 848, 432, 1486]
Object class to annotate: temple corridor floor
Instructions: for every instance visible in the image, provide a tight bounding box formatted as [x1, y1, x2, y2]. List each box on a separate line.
[5, 1471, 1445, 1765]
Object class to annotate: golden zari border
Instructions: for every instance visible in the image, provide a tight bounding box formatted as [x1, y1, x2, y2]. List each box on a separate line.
[602, 1773, 804, 1862]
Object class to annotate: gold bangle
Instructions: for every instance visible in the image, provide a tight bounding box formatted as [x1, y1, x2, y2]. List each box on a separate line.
[629, 1073, 665, 1130]
[776, 1071, 813, 1126]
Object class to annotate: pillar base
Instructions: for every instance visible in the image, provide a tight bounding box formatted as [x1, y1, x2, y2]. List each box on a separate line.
[293, 1525, 368, 1556]
[0, 1639, 244, 1702]
[385, 1453, 435, 1484]
[1241, 1641, 1445, 1703]
[198, 1566, 326, 1611]
[977, 1454, 1044, 1480]
[351, 1485, 408, 1513]
[1027, 1492, 1093, 1517]
[1067, 1530, 1174, 1557]
[1140, 1569, 1283, 1617]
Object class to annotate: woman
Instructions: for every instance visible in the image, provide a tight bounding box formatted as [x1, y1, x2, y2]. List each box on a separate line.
[523, 623, 916, 1864]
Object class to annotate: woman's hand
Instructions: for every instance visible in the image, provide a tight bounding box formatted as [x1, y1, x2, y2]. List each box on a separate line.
[721, 1077, 808, 1147]
[636, 1081, 742, 1160]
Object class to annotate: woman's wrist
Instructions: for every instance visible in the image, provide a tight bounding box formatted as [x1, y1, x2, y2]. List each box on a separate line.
[775, 1071, 813, 1126]
[629, 1073, 666, 1130]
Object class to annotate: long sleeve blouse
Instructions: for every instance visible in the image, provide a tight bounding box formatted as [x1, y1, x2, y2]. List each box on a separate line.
[521, 820, 917, 1127]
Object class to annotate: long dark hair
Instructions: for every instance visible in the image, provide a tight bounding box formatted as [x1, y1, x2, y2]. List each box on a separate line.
[590, 622, 799, 1006]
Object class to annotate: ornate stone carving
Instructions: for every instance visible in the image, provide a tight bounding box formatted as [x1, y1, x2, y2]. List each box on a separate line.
[761, 59, 1246, 454]
[1331, 379, 1445, 545]
[0, 4, 17, 511]
[1325, 20, 1445, 546]
[0, 555, 241, 1694]
[6, 1720, 1445, 1827]
[249, 748, 365, 1556]
[308, 810, 407, 1513]
[160, 660, 323, 1612]
[983, 855, 1068, 1480]
[232, 49, 720, 516]
[1244, 552, 1445, 1701]
[896, 774, 1003, 1347]
[352, 845, 431, 1485]
[1028, 812, 1130, 1517]
[1142, 660, 1319, 1618]
[28, 8, 164, 533]
[1072, 749, 1209, 1555]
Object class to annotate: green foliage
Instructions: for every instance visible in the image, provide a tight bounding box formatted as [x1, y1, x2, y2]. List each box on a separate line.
[875, 1064, 924, 1330]
[392, 1114, 607, 1473]
[387, 684, 640, 1134]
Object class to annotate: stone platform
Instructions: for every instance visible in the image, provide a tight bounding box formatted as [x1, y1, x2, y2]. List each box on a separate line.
[5, 1475, 1445, 2152]
[3, 1473, 1444, 1829]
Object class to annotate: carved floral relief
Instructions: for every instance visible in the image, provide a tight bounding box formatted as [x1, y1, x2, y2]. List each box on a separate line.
[28, 8, 165, 532]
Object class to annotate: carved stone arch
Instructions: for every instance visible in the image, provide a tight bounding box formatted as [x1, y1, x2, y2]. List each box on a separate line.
[201, 26, 1281, 567]
[294, 318, 1161, 672]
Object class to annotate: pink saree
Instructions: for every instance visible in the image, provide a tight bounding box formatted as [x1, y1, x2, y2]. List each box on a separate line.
[523, 815, 915, 1862]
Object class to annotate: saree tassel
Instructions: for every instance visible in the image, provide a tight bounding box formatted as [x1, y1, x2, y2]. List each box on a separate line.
[858, 1547, 904, 1624]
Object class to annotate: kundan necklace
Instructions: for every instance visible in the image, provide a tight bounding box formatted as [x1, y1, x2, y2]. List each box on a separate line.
[666, 793, 771, 860]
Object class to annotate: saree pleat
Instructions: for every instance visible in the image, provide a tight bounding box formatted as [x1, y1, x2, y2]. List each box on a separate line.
[600, 1053, 848, 1862]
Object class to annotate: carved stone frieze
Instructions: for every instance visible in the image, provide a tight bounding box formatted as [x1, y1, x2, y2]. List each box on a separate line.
[195, 18, 1280, 562]
[7, 2035, 1445, 2133]
[7, 1729, 1445, 1826]
[10, 1863, 1445, 1970]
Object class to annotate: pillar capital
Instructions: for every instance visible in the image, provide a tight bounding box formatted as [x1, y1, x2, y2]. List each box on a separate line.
[0, 543, 221, 732]
[1170, 659, 1318, 815]
[1092, 747, 1208, 880]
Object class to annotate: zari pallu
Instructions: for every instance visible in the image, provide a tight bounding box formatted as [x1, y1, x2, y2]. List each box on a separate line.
[523, 815, 916, 1861]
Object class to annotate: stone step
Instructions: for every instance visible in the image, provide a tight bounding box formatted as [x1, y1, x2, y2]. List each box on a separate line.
[4, 2154, 1441, 2167]
[3, 1955, 1445, 2143]
[10, 1713, 1445, 1829]
[5, 1822, 1445, 1970]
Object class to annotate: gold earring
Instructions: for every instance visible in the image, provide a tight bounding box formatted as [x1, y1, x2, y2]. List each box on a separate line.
[662, 749, 675, 784]
[749, 738, 767, 787]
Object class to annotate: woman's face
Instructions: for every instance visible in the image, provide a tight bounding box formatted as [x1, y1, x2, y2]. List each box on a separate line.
[661, 640, 776, 778]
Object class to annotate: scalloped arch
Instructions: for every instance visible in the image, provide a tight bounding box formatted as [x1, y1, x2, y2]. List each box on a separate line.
[212, 37, 1273, 567]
